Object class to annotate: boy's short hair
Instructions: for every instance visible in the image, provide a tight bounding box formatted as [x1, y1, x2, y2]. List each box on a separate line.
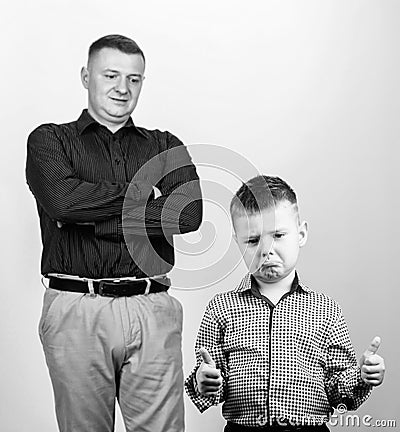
[230, 175, 298, 221]
[88, 34, 145, 64]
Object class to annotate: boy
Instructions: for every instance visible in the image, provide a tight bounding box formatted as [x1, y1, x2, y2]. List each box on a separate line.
[185, 176, 385, 431]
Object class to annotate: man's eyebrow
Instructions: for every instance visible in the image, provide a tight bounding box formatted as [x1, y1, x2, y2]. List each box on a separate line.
[102, 69, 143, 77]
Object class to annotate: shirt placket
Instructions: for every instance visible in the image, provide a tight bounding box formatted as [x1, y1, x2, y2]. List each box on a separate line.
[110, 135, 126, 182]
[110, 133, 140, 273]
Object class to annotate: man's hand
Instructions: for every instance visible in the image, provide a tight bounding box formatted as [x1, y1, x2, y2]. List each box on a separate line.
[359, 336, 385, 386]
[153, 186, 162, 199]
[195, 347, 222, 396]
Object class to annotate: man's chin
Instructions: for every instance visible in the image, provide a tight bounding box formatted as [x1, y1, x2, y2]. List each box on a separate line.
[107, 110, 131, 119]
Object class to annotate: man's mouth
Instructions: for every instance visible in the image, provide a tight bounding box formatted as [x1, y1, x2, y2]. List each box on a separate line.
[110, 97, 128, 103]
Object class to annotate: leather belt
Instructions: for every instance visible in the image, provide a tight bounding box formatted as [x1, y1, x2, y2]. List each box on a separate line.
[48, 276, 170, 297]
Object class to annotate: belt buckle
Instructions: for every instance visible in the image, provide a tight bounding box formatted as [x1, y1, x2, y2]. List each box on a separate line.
[98, 281, 119, 297]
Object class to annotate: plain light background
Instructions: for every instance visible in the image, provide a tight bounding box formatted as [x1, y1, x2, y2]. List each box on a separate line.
[1, 1, 399, 431]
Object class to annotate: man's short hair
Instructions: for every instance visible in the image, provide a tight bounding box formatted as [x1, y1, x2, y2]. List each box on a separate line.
[88, 34, 145, 64]
[230, 175, 298, 220]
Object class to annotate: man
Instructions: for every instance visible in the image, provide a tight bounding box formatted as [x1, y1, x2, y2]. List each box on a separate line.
[26, 34, 202, 432]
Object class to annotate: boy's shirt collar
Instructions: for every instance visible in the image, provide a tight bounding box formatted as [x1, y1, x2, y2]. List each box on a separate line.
[235, 271, 312, 295]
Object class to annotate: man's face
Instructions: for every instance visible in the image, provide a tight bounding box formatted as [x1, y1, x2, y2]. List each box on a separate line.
[233, 200, 308, 284]
[81, 48, 145, 129]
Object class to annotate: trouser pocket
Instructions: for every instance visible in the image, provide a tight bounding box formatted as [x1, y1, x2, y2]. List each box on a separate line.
[38, 288, 61, 342]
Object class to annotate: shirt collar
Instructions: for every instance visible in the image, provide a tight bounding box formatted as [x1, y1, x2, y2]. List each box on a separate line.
[235, 271, 310, 294]
[76, 109, 148, 138]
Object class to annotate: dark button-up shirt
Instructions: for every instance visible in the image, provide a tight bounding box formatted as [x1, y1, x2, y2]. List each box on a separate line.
[26, 110, 202, 278]
[185, 273, 371, 427]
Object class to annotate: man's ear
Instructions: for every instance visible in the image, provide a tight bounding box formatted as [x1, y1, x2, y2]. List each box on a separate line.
[298, 220, 308, 248]
[81, 66, 89, 89]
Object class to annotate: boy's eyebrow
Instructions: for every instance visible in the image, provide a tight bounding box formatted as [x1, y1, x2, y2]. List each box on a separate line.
[243, 227, 288, 237]
[271, 226, 288, 232]
[238, 233, 260, 240]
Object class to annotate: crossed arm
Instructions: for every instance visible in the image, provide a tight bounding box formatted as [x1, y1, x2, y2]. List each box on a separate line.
[26, 125, 202, 238]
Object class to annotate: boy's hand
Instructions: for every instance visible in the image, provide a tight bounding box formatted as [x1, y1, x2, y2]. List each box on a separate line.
[359, 336, 385, 386]
[195, 347, 223, 396]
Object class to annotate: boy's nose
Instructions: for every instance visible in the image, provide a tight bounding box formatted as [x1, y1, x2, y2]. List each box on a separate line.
[261, 239, 274, 257]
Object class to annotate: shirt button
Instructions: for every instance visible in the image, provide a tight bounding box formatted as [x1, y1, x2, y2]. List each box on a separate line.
[115, 158, 121, 165]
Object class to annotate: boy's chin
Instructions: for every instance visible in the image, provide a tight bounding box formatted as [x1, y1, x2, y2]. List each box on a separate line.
[253, 267, 293, 284]
[253, 268, 283, 283]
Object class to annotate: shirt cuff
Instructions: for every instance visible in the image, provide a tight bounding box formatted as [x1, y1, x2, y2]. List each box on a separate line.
[340, 366, 372, 410]
[184, 367, 220, 413]
[127, 180, 155, 202]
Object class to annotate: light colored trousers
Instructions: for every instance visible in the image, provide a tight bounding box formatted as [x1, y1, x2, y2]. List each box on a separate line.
[39, 287, 184, 432]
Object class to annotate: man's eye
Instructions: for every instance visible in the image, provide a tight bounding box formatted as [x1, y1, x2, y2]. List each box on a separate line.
[274, 233, 285, 239]
[129, 78, 140, 84]
[105, 74, 117, 79]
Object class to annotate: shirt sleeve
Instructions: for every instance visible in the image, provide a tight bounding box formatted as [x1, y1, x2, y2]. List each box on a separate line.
[26, 124, 153, 224]
[104, 131, 202, 238]
[324, 311, 372, 410]
[184, 300, 228, 412]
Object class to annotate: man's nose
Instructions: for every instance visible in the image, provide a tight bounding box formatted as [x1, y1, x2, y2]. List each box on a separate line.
[115, 78, 128, 94]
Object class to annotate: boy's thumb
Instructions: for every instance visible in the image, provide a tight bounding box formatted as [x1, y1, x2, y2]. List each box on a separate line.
[363, 336, 381, 357]
[199, 347, 216, 367]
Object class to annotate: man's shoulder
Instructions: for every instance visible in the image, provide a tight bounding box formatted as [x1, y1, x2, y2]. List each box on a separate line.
[135, 126, 185, 149]
[29, 119, 79, 139]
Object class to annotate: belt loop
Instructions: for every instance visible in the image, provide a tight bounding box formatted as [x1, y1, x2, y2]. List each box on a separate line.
[144, 278, 151, 295]
[87, 280, 96, 298]
[41, 276, 49, 289]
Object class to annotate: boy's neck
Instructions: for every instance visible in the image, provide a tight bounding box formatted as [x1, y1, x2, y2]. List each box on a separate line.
[254, 269, 297, 304]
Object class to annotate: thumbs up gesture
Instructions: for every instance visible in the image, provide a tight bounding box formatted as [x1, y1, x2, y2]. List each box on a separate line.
[195, 347, 223, 396]
[359, 336, 385, 386]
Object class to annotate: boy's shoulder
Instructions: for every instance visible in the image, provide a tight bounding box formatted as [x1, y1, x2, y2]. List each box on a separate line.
[297, 281, 344, 316]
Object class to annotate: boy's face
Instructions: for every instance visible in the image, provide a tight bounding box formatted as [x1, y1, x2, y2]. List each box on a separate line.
[233, 200, 308, 284]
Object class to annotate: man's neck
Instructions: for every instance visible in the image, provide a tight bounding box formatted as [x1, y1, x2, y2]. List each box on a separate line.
[87, 109, 128, 133]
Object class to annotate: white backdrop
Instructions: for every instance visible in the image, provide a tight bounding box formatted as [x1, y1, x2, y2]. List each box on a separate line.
[1, 1, 399, 431]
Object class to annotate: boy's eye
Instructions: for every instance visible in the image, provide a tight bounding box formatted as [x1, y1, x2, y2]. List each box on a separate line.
[105, 74, 117, 79]
[246, 238, 259, 245]
[273, 233, 286, 239]
[129, 77, 140, 84]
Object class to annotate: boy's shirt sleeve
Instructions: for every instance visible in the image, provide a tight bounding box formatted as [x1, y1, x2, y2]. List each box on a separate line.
[184, 298, 228, 412]
[324, 309, 372, 410]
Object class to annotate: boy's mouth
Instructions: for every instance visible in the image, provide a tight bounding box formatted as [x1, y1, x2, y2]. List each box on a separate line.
[255, 260, 280, 273]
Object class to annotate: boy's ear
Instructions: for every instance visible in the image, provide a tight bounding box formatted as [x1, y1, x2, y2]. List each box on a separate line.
[81, 66, 89, 89]
[298, 220, 308, 248]
[232, 230, 238, 244]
